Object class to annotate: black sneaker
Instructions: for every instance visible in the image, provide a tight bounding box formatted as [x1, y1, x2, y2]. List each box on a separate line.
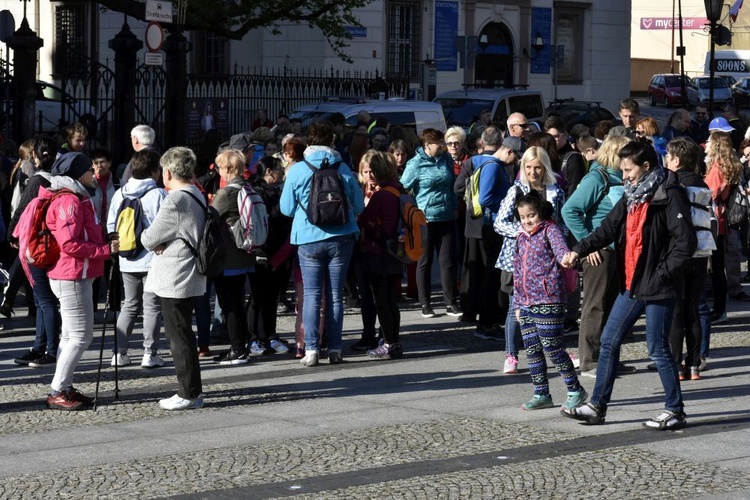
[446, 304, 462, 317]
[421, 305, 436, 318]
[351, 338, 378, 351]
[215, 348, 250, 365]
[28, 353, 57, 368]
[14, 349, 43, 366]
[563, 319, 579, 333]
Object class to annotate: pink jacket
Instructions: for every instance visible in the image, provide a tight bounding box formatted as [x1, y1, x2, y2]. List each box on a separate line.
[42, 185, 110, 281]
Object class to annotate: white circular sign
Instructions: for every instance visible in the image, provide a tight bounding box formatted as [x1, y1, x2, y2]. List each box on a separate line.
[145, 22, 164, 52]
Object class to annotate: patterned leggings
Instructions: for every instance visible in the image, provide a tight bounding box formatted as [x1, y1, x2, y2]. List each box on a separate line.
[519, 304, 581, 396]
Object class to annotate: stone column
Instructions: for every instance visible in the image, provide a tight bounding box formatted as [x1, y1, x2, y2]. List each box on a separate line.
[6, 17, 42, 144]
[108, 21, 142, 166]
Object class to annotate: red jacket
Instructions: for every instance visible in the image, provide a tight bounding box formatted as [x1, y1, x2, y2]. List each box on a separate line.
[43, 185, 110, 281]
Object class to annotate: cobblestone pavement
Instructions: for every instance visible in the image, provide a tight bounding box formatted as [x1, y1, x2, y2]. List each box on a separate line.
[1, 295, 750, 499]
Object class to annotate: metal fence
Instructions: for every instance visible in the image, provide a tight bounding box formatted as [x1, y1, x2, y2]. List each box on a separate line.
[185, 66, 411, 149]
[3, 61, 411, 156]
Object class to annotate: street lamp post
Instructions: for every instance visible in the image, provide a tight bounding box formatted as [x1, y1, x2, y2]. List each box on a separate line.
[704, 0, 723, 114]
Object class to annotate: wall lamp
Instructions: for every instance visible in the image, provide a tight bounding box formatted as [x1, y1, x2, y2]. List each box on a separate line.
[522, 32, 545, 60]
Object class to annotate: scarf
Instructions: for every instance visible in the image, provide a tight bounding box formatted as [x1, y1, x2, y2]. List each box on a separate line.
[624, 165, 665, 212]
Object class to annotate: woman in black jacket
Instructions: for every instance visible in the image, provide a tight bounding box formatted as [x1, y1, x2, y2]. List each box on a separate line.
[560, 141, 696, 430]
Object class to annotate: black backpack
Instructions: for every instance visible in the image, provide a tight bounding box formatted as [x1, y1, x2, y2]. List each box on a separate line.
[302, 158, 348, 226]
[180, 190, 226, 277]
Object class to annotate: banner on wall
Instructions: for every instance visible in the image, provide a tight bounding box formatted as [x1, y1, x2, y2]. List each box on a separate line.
[434, 1, 458, 71]
[530, 7, 552, 75]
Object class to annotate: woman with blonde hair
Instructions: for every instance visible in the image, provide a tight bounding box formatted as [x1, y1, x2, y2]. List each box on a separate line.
[494, 146, 566, 374]
[210, 149, 256, 365]
[704, 130, 744, 323]
[562, 135, 630, 376]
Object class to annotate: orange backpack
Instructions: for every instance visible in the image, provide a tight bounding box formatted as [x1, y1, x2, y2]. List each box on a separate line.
[383, 186, 428, 264]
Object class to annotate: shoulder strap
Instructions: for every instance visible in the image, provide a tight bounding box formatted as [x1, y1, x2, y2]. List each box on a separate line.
[181, 189, 207, 211]
[382, 186, 400, 198]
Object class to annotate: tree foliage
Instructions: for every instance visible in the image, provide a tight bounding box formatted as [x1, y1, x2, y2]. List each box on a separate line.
[97, 0, 373, 62]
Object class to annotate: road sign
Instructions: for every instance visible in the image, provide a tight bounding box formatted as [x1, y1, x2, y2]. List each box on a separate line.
[145, 0, 173, 23]
[0, 10, 14, 43]
[145, 22, 164, 52]
[145, 53, 164, 66]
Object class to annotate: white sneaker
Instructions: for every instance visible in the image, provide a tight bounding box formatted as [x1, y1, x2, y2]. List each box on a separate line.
[141, 353, 165, 369]
[111, 353, 131, 367]
[269, 338, 290, 354]
[158, 393, 204, 411]
[503, 353, 518, 374]
[300, 351, 319, 366]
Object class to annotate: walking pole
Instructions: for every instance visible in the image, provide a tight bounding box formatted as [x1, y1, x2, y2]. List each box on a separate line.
[94, 258, 119, 410]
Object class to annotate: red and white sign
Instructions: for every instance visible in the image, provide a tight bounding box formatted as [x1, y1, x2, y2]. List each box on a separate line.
[640, 17, 708, 30]
[145, 22, 164, 52]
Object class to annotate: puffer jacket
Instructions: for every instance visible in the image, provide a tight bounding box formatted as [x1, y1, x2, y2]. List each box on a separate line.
[400, 147, 457, 223]
[91, 172, 116, 235]
[44, 176, 110, 281]
[572, 170, 697, 301]
[106, 177, 168, 273]
[513, 220, 570, 307]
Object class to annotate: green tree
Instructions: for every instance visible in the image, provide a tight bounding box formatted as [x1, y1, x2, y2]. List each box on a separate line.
[97, 0, 372, 62]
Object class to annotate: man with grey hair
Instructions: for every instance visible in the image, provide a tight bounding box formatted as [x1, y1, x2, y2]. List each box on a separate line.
[119, 125, 157, 185]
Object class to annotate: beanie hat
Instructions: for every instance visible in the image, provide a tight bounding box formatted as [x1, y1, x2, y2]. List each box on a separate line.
[51, 152, 91, 180]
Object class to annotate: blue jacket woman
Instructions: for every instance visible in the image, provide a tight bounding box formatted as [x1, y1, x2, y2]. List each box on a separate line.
[398, 128, 460, 318]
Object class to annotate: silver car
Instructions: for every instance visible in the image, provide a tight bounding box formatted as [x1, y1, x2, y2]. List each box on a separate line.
[690, 76, 734, 108]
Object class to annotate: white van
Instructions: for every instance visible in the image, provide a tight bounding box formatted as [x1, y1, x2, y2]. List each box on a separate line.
[703, 50, 750, 81]
[433, 89, 545, 132]
[290, 99, 446, 134]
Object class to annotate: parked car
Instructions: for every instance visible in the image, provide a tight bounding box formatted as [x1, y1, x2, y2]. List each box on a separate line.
[544, 98, 616, 133]
[290, 98, 446, 134]
[689, 76, 734, 108]
[0, 80, 97, 135]
[433, 88, 545, 132]
[732, 77, 750, 107]
[648, 74, 694, 107]
[718, 74, 738, 87]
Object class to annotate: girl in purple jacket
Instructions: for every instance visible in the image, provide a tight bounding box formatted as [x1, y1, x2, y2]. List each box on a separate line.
[513, 192, 586, 412]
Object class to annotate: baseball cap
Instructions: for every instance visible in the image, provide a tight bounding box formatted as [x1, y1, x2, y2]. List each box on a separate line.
[709, 117, 735, 132]
[501, 136, 525, 157]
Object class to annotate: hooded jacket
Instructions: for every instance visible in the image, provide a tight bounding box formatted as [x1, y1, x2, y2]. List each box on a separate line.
[106, 177, 168, 273]
[43, 176, 110, 282]
[280, 146, 364, 245]
[572, 171, 697, 301]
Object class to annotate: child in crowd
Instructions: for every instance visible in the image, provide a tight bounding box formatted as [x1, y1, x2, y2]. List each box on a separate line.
[513, 192, 587, 412]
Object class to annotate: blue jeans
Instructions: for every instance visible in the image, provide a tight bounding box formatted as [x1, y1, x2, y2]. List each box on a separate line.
[698, 291, 711, 358]
[30, 264, 60, 355]
[591, 291, 683, 413]
[297, 237, 355, 352]
[504, 294, 522, 355]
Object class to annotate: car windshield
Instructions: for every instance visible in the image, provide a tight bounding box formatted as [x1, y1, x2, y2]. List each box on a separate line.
[664, 76, 690, 87]
[697, 78, 728, 89]
[288, 110, 338, 130]
[434, 98, 494, 127]
[547, 103, 591, 123]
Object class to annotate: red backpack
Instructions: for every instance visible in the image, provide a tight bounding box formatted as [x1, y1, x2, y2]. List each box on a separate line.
[23, 189, 77, 269]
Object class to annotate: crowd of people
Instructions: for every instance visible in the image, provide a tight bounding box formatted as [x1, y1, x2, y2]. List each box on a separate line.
[1, 99, 749, 429]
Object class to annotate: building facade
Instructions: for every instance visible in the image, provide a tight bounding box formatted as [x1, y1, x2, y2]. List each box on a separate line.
[0, 0, 632, 113]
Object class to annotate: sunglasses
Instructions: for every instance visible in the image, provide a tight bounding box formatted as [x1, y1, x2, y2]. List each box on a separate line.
[446, 141, 462, 147]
